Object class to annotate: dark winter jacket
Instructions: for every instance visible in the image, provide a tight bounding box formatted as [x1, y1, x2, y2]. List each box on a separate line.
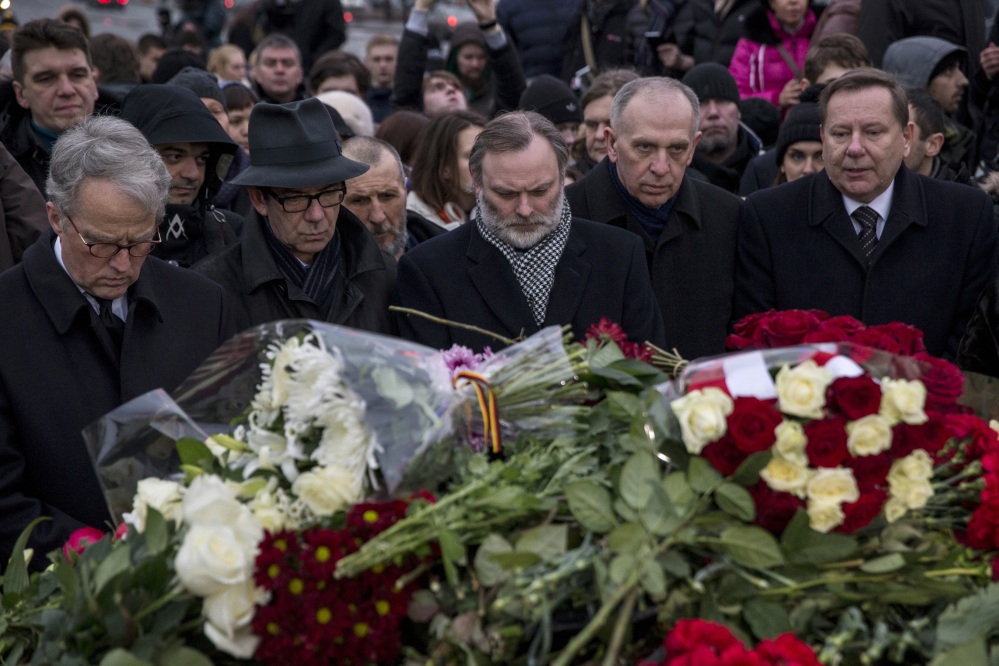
[497, 0, 583, 78]
[669, 0, 758, 68]
[561, 0, 635, 83]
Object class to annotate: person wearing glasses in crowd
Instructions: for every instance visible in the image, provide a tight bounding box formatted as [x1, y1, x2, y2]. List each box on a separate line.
[195, 97, 396, 334]
[0, 116, 232, 570]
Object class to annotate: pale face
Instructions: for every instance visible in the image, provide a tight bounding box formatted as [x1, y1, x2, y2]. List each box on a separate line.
[316, 75, 360, 97]
[821, 86, 913, 203]
[556, 121, 580, 147]
[697, 98, 741, 156]
[47, 178, 158, 300]
[770, 0, 807, 27]
[249, 183, 343, 264]
[344, 157, 408, 258]
[927, 63, 968, 114]
[475, 135, 564, 250]
[606, 90, 701, 208]
[423, 76, 466, 115]
[582, 95, 613, 163]
[456, 43, 487, 85]
[157, 142, 210, 205]
[227, 105, 252, 154]
[14, 47, 98, 134]
[252, 46, 303, 102]
[365, 44, 397, 88]
[780, 140, 824, 182]
[138, 46, 165, 82]
[449, 125, 482, 212]
[201, 97, 230, 133]
[220, 51, 246, 82]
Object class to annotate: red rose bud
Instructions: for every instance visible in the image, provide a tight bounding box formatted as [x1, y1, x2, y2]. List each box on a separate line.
[727, 397, 782, 454]
[702, 435, 749, 476]
[62, 526, 106, 561]
[826, 375, 881, 420]
[759, 309, 828, 347]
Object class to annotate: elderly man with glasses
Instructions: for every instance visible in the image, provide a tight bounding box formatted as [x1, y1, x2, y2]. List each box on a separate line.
[195, 97, 396, 334]
[0, 115, 232, 569]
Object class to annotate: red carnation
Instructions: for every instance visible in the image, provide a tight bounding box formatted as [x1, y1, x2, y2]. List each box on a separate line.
[585, 317, 628, 346]
[727, 397, 782, 454]
[665, 619, 742, 656]
[946, 414, 999, 459]
[804, 417, 849, 468]
[826, 375, 881, 420]
[755, 633, 822, 666]
[703, 435, 750, 476]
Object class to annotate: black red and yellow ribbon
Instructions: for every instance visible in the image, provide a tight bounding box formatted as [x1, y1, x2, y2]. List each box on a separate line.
[452, 370, 502, 457]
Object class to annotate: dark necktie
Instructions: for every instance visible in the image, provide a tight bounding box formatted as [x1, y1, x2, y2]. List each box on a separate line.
[95, 297, 124, 351]
[853, 205, 879, 263]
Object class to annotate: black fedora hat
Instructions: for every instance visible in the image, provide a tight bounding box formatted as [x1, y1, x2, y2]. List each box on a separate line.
[229, 97, 369, 188]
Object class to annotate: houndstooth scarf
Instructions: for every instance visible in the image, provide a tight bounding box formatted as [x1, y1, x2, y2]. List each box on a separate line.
[476, 198, 573, 326]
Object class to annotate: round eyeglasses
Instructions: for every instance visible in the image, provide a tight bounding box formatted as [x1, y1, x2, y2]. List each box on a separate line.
[65, 215, 162, 258]
[262, 187, 347, 213]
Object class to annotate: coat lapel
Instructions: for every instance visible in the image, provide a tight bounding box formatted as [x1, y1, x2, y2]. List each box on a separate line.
[466, 223, 537, 340]
[544, 225, 589, 327]
[869, 168, 926, 264]
[809, 171, 872, 268]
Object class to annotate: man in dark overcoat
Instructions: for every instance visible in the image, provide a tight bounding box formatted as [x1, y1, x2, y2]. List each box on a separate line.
[733, 68, 998, 359]
[0, 116, 231, 568]
[395, 111, 666, 352]
[566, 76, 742, 361]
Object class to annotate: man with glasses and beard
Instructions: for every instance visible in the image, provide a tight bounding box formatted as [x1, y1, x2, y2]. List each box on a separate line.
[195, 97, 395, 334]
[395, 111, 666, 352]
[0, 116, 231, 569]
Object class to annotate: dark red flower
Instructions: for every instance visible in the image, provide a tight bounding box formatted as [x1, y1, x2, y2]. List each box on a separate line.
[585, 317, 629, 346]
[665, 619, 743, 656]
[758, 310, 828, 347]
[703, 435, 750, 476]
[727, 397, 783, 454]
[837, 489, 887, 534]
[846, 452, 891, 492]
[750, 482, 804, 534]
[826, 376, 882, 420]
[754, 633, 822, 665]
[62, 526, 106, 561]
[909, 352, 966, 412]
[855, 322, 926, 355]
[726, 311, 773, 350]
[946, 414, 999, 459]
[805, 417, 849, 468]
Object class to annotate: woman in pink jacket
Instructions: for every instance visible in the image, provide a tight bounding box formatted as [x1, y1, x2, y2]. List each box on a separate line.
[728, 0, 816, 114]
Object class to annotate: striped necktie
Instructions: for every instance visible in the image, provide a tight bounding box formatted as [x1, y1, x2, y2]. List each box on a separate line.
[853, 205, 879, 263]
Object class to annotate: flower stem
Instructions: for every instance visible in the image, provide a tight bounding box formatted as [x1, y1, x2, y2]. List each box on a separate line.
[601, 586, 640, 666]
[389, 306, 520, 346]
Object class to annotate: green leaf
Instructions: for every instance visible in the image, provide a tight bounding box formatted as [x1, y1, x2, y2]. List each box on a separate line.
[717, 526, 784, 568]
[936, 584, 999, 652]
[859, 553, 906, 574]
[687, 456, 722, 494]
[3, 516, 48, 596]
[489, 552, 542, 569]
[93, 544, 130, 594]
[608, 523, 647, 554]
[743, 599, 791, 638]
[176, 438, 213, 468]
[620, 451, 660, 511]
[588, 340, 626, 369]
[780, 511, 857, 565]
[589, 365, 645, 388]
[372, 366, 414, 407]
[931, 638, 989, 666]
[606, 391, 642, 420]
[437, 527, 464, 586]
[639, 558, 667, 601]
[143, 508, 169, 556]
[729, 451, 772, 486]
[659, 551, 691, 579]
[515, 524, 567, 560]
[565, 481, 617, 533]
[609, 553, 636, 585]
[715, 483, 755, 522]
[640, 481, 680, 536]
[613, 498, 639, 523]
[474, 534, 514, 587]
[663, 472, 695, 511]
[157, 646, 214, 666]
[99, 649, 153, 666]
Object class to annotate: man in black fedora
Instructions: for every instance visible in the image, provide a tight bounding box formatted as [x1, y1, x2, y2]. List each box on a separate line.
[195, 96, 396, 334]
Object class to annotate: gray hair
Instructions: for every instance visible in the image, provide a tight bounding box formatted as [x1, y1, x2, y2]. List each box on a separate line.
[610, 77, 701, 138]
[342, 136, 406, 184]
[468, 111, 568, 186]
[47, 115, 170, 221]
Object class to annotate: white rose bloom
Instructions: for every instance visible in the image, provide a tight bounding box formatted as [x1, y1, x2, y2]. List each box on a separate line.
[183, 476, 244, 526]
[846, 414, 893, 457]
[879, 378, 928, 425]
[123, 478, 184, 532]
[884, 496, 909, 523]
[760, 456, 811, 498]
[806, 467, 860, 507]
[291, 463, 364, 517]
[175, 524, 255, 597]
[774, 420, 808, 466]
[807, 501, 845, 533]
[202, 580, 267, 658]
[775, 361, 834, 419]
[991, 419, 999, 435]
[670, 388, 734, 454]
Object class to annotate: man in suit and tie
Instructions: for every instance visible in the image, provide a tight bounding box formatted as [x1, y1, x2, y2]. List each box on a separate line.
[733, 68, 998, 358]
[395, 110, 666, 352]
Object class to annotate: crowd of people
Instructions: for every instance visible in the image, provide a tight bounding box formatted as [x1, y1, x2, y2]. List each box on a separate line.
[0, 0, 998, 567]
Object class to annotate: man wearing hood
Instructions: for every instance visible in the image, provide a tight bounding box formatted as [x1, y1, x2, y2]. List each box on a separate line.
[120, 84, 243, 268]
[393, 0, 525, 119]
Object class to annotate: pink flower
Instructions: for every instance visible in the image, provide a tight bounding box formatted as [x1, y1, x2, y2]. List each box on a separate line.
[63, 526, 106, 561]
[441, 345, 489, 377]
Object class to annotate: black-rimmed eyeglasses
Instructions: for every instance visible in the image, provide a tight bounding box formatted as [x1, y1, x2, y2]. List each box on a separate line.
[262, 187, 346, 213]
[65, 215, 162, 258]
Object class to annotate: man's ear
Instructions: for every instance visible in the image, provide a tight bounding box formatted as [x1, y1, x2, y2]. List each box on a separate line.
[687, 130, 703, 165]
[248, 186, 269, 217]
[605, 127, 618, 163]
[925, 132, 945, 158]
[12, 80, 29, 110]
[46, 202, 63, 235]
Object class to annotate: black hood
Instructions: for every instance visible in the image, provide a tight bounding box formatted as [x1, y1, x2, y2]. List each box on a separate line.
[120, 84, 236, 201]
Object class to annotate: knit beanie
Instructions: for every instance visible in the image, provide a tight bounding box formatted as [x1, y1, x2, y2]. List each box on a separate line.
[518, 74, 583, 126]
[775, 87, 822, 165]
[167, 66, 226, 110]
[681, 63, 740, 104]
